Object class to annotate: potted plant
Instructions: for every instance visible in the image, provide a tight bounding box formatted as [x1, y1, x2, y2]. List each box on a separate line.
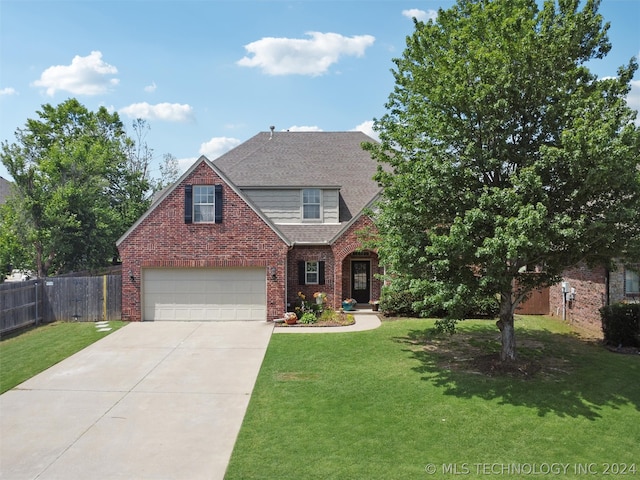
[313, 291, 327, 305]
[284, 312, 298, 325]
[369, 299, 380, 311]
[342, 298, 357, 311]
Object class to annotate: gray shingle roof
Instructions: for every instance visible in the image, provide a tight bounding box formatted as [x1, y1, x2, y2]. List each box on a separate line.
[213, 131, 381, 244]
[0, 176, 13, 204]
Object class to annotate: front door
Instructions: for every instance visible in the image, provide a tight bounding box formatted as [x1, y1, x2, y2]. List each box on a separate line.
[351, 261, 371, 304]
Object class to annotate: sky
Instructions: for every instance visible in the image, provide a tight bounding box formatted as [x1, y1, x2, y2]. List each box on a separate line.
[0, 0, 638, 183]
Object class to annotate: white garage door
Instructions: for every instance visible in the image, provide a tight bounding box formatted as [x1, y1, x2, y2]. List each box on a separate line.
[143, 268, 266, 321]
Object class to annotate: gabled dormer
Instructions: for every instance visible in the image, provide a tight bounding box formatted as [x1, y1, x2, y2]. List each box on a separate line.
[241, 186, 340, 225]
[212, 130, 381, 244]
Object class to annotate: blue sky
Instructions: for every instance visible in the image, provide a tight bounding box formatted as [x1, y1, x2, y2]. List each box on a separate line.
[1, 0, 638, 182]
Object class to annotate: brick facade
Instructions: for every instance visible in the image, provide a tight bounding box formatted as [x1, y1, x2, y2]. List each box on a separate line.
[332, 216, 382, 307]
[118, 160, 382, 322]
[549, 264, 607, 332]
[548, 262, 640, 332]
[286, 216, 382, 311]
[118, 161, 289, 321]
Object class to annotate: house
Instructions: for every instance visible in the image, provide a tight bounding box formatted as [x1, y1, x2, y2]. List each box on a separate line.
[116, 131, 382, 322]
[548, 262, 639, 331]
[0, 176, 12, 204]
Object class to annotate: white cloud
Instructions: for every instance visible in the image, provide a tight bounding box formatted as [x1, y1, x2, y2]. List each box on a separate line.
[32, 51, 119, 96]
[237, 31, 375, 76]
[286, 125, 323, 132]
[0, 87, 17, 96]
[628, 79, 640, 125]
[627, 79, 640, 110]
[119, 102, 194, 122]
[144, 81, 157, 93]
[352, 120, 379, 141]
[402, 8, 438, 22]
[199, 136, 241, 160]
[177, 157, 197, 174]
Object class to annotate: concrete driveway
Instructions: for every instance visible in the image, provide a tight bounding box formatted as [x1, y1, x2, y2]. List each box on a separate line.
[0, 321, 273, 480]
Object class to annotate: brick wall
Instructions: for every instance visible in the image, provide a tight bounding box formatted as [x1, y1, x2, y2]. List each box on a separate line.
[549, 264, 607, 332]
[286, 216, 381, 311]
[287, 246, 335, 309]
[332, 216, 382, 305]
[609, 261, 640, 304]
[118, 160, 289, 321]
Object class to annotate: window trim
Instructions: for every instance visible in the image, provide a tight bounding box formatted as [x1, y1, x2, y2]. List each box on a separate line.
[185, 184, 223, 224]
[624, 266, 640, 297]
[298, 260, 325, 285]
[305, 261, 319, 285]
[301, 188, 322, 222]
[193, 185, 216, 223]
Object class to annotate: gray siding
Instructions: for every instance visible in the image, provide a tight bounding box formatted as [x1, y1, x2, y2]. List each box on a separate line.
[243, 188, 339, 224]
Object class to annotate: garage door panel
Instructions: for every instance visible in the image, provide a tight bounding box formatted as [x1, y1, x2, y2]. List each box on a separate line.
[143, 268, 266, 321]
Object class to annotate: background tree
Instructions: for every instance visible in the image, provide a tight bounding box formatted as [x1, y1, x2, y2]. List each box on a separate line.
[0, 99, 153, 276]
[366, 0, 640, 361]
[0, 202, 30, 281]
[153, 153, 180, 193]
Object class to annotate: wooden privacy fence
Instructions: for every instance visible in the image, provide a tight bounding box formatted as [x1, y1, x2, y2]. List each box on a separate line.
[0, 275, 121, 335]
[0, 279, 41, 334]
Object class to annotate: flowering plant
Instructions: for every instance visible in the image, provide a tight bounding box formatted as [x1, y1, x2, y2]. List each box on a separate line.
[343, 298, 356, 305]
[313, 292, 327, 300]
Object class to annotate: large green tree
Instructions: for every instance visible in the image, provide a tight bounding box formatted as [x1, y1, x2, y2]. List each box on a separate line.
[366, 0, 640, 361]
[0, 99, 152, 277]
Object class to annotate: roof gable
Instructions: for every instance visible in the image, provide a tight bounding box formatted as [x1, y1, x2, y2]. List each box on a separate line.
[117, 132, 382, 247]
[116, 156, 289, 247]
[213, 131, 381, 234]
[0, 176, 13, 204]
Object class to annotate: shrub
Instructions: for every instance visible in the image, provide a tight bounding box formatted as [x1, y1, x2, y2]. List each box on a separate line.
[379, 288, 423, 317]
[379, 279, 498, 319]
[600, 303, 640, 347]
[470, 295, 500, 318]
[318, 308, 355, 326]
[299, 312, 318, 325]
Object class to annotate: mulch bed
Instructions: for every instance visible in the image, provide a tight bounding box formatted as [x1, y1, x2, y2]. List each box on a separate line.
[274, 318, 356, 328]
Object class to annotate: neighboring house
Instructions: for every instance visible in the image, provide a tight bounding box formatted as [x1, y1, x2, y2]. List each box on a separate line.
[0, 176, 12, 204]
[548, 262, 640, 331]
[117, 131, 382, 322]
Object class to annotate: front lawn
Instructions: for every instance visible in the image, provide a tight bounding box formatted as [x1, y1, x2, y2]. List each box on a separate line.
[225, 316, 640, 479]
[0, 321, 126, 394]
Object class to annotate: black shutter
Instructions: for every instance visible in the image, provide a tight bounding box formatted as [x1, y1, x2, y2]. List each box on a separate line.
[298, 261, 306, 285]
[319, 261, 325, 285]
[214, 185, 223, 223]
[184, 185, 193, 224]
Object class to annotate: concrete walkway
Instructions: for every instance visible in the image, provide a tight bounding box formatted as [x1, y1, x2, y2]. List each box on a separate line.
[0, 321, 274, 480]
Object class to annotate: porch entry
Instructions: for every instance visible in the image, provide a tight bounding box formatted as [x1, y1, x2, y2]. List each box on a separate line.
[351, 260, 371, 304]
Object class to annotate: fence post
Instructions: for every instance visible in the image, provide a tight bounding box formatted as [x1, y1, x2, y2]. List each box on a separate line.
[35, 281, 39, 326]
[103, 274, 107, 321]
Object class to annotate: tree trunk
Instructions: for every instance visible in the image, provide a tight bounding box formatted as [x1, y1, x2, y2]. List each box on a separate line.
[496, 294, 516, 362]
[35, 241, 45, 278]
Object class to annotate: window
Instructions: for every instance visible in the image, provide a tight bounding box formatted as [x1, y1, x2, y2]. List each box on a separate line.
[305, 261, 319, 284]
[194, 186, 215, 222]
[184, 185, 223, 224]
[297, 260, 325, 285]
[625, 267, 640, 296]
[302, 189, 321, 220]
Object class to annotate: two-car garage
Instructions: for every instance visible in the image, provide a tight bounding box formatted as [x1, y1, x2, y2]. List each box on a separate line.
[142, 268, 267, 321]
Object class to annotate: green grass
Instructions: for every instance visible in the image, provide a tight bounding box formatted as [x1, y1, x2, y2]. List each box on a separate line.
[0, 321, 126, 394]
[225, 316, 640, 479]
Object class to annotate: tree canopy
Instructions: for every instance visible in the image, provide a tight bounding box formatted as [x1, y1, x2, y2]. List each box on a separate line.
[365, 0, 640, 361]
[0, 99, 171, 278]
